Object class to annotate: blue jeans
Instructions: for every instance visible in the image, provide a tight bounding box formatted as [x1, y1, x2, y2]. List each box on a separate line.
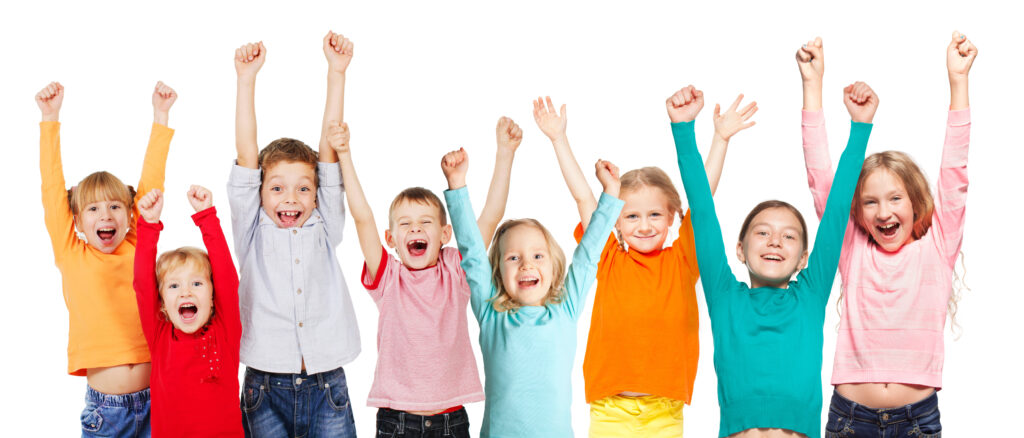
[825, 390, 941, 437]
[80, 385, 151, 438]
[376, 407, 470, 438]
[241, 366, 357, 438]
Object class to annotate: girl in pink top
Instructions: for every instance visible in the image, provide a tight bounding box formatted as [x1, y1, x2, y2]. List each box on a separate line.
[797, 32, 976, 437]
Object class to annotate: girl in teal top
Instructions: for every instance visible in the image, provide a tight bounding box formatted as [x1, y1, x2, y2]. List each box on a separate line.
[669, 84, 875, 438]
[440, 138, 624, 437]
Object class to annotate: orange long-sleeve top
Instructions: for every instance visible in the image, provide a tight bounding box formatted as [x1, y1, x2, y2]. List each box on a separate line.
[577, 212, 700, 404]
[40, 121, 173, 375]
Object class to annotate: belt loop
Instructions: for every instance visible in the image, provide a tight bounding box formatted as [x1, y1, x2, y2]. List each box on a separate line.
[847, 397, 856, 421]
[316, 370, 325, 389]
[262, 371, 270, 389]
[397, 412, 405, 435]
[905, 402, 914, 420]
[444, 412, 451, 436]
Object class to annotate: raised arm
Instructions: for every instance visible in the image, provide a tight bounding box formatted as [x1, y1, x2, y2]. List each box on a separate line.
[135, 82, 177, 231]
[187, 186, 241, 336]
[947, 31, 976, 111]
[37, 82, 78, 261]
[234, 41, 266, 169]
[330, 121, 385, 277]
[796, 37, 825, 112]
[706, 93, 757, 194]
[443, 183, 495, 320]
[797, 37, 833, 219]
[477, 117, 522, 247]
[134, 189, 165, 344]
[318, 31, 353, 164]
[534, 96, 599, 228]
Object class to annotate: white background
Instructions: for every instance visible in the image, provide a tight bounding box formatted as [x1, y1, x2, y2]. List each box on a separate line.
[1, 0, 1020, 436]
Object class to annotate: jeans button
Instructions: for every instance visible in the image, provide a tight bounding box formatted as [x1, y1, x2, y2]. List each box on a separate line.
[295, 378, 303, 385]
[882, 413, 889, 421]
[425, 420, 432, 427]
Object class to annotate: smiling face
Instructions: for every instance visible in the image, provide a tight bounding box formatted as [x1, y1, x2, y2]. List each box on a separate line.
[616, 186, 677, 253]
[159, 262, 214, 333]
[497, 224, 556, 307]
[260, 161, 317, 228]
[857, 169, 916, 252]
[385, 199, 451, 270]
[737, 207, 809, 289]
[75, 199, 130, 254]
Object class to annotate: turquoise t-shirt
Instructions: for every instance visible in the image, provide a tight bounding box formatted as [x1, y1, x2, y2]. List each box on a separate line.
[444, 186, 623, 438]
[673, 120, 871, 438]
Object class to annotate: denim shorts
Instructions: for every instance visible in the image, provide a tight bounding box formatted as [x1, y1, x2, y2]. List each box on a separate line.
[825, 389, 941, 438]
[241, 366, 356, 438]
[376, 407, 470, 438]
[81, 385, 151, 438]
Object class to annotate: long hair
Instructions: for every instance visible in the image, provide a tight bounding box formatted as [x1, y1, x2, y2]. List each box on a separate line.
[486, 219, 566, 312]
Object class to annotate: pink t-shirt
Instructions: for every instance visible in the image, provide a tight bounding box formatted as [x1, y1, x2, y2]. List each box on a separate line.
[802, 109, 970, 389]
[361, 246, 484, 411]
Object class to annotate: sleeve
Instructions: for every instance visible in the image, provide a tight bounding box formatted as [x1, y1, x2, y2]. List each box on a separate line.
[673, 120, 737, 308]
[133, 218, 163, 345]
[131, 124, 174, 244]
[226, 163, 263, 261]
[39, 122, 79, 263]
[561, 193, 624, 319]
[572, 222, 618, 263]
[361, 246, 391, 302]
[797, 122, 872, 306]
[672, 210, 700, 282]
[802, 110, 834, 220]
[316, 162, 346, 247]
[192, 207, 242, 340]
[444, 186, 496, 321]
[931, 109, 970, 266]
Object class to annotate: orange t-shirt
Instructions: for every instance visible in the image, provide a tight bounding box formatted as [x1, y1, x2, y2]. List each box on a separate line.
[577, 211, 700, 404]
[40, 121, 173, 375]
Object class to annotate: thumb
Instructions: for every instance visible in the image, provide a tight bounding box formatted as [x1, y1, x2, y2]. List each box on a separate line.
[714, 104, 721, 119]
[949, 31, 965, 50]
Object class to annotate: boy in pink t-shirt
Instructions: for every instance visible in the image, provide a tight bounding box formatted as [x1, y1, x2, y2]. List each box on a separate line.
[326, 117, 523, 436]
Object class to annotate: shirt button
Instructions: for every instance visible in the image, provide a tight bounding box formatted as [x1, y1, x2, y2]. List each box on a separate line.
[295, 258, 300, 264]
[297, 288, 302, 295]
[425, 420, 432, 427]
[292, 229, 297, 234]
[298, 322, 304, 327]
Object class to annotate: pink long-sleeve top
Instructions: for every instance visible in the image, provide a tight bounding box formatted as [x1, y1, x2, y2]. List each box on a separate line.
[801, 109, 970, 389]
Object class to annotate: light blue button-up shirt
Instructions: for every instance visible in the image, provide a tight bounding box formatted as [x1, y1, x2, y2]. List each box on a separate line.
[227, 162, 360, 374]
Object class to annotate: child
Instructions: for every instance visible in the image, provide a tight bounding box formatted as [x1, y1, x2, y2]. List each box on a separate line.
[797, 33, 975, 436]
[134, 186, 242, 437]
[442, 104, 625, 437]
[674, 84, 875, 438]
[230, 32, 359, 437]
[38, 80, 176, 437]
[534, 91, 755, 436]
[328, 116, 522, 436]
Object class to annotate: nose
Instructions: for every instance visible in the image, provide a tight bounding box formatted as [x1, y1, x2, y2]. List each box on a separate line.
[768, 232, 782, 248]
[637, 217, 653, 233]
[876, 204, 891, 221]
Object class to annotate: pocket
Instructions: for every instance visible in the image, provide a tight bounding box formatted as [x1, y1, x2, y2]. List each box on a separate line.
[912, 407, 942, 437]
[324, 381, 351, 412]
[824, 409, 851, 436]
[241, 380, 266, 413]
[80, 402, 104, 435]
[376, 419, 398, 438]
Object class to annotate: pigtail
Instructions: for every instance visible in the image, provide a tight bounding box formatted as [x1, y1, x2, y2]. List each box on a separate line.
[127, 185, 137, 209]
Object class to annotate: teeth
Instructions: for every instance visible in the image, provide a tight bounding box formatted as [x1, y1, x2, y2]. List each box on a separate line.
[879, 223, 897, 230]
[99, 228, 115, 232]
[280, 211, 300, 217]
[763, 255, 782, 261]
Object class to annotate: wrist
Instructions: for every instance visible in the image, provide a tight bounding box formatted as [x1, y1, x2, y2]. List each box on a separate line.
[327, 70, 347, 78]
[495, 147, 516, 160]
[41, 113, 59, 122]
[602, 185, 620, 198]
[547, 133, 569, 144]
[713, 131, 730, 143]
[447, 176, 467, 190]
[153, 110, 169, 125]
[948, 74, 968, 87]
[237, 74, 258, 85]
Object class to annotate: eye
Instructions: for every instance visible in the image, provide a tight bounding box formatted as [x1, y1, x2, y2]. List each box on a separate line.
[423, 220, 432, 224]
[891, 196, 901, 202]
[533, 254, 544, 260]
[168, 283, 179, 289]
[863, 200, 876, 206]
[625, 214, 639, 220]
[784, 234, 796, 240]
[192, 281, 204, 287]
[300, 186, 311, 192]
[399, 222, 410, 227]
[650, 212, 662, 218]
[506, 255, 520, 262]
[88, 206, 98, 212]
[110, 204, 121, 210]
[757, 231, 769, 236]
[270, 186, 282, 192]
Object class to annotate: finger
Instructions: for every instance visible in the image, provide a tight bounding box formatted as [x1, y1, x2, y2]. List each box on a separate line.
[739, 101, 757, 117]
[796, 47, 811, 62]
[713, 103, 721, 119]
[729, 94, 744, 112]
[559, 104, 566, 119]
[693, 89, 704, 102]
[545, 96, 555, 113]
[743, 104, 759, 120]
[742, 121, 757, 130]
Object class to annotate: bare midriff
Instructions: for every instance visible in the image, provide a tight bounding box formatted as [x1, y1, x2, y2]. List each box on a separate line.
[407, 409, 446, 416]
[618, 391, 651, 397]
[729, 428, 806, 437]
[86, 363, 151, 395]
[836, 383, 935, 409]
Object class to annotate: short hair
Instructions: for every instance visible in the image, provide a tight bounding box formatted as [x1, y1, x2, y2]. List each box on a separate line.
[258, 138, 319, 187]
[738, 200, 809, 252]
[487, 219, 567, 312]
[155, 246, 212, 292]
[619, 166, 683, 219]
[852, 151, 934, 241]
[389, 187, 447, 227]
[68, 171, 135, 216]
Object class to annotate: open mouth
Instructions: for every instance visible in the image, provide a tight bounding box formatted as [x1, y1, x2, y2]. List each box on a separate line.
[517, 276, 540, 288]
[96, 227, 117, 242]
[277, 211, 301, 227]
[876, 222, 900, 238]
[760, 254, 784, 263]
[406, 239, 428, 257]
[178, 303, 198, 322]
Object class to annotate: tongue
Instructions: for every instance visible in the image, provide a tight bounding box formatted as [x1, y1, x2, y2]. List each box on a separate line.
[409, 246, 426, 257]
[881, 225, 898, 237]
[97, 231, 115, 240]
[181, 307, 197, 319]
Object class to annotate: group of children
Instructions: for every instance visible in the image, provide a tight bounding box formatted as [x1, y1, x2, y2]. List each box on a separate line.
[37, 30, 976, 438]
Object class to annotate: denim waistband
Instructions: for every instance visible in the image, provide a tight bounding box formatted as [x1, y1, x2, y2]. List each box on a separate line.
[377, 407, 468, 434]
[829, 390, 939, 427]
[246, 365, 346, 391]
[85, 385, 151, 408]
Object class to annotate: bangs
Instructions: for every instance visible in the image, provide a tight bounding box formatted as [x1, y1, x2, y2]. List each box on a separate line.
[70, 171, 133, 214]
[155, 247, 212, 291]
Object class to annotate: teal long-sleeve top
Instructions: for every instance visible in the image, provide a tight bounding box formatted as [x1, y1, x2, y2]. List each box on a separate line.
[444, 186, 623, 438]
[673, 120, 871, 438]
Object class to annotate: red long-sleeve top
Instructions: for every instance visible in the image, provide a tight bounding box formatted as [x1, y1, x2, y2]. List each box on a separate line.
[134, 207, 243, 437]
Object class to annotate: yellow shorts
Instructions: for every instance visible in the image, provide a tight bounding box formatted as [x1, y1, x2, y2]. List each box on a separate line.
[589, 394, 685, 437]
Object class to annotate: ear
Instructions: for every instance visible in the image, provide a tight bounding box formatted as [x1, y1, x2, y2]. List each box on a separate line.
[441, 224, 452, 245]
[797, 249, 810, 271]
[667, 211, 678, 227]
[735, 241, 746, 264]
[384, 228, 397, 249]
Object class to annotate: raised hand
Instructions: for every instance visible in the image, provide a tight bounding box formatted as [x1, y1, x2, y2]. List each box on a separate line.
[666, 85, 704, 123]
[713, 94, 758, 141]
[234, 41, 267, 78]
[947, 31, 977, 81]
[137, 189, 164, 224]
[496, 117, 523, 153]
[441, 147, 469, 189]
[324, 31, 354, 74]
[327, 121, 351, 155]
[795, 37, 824, 84]
[152, 82, 177, 125]
[843, 82, 879, 124]
[187, 185, 213, 212]
[533, 96, 568, 141]
[595, 159, 621, 197]
[36, 81, 64, 122]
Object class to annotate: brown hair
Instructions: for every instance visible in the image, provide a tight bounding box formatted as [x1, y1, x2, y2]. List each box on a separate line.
[67, 171, 136, 216]
[852, 151, 934, 241]
[487, 219, 567, 312]
[258, 138, 319, 187]
[389, 187, 447, 226]
[738, 200, 809, 252]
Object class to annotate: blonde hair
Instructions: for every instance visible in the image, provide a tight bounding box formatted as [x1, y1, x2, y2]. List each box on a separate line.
[617, 167, 684, 249]
[487, 219, 567, 312]
[155, 247, 212, 292]
[68, 171, 136, 216]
